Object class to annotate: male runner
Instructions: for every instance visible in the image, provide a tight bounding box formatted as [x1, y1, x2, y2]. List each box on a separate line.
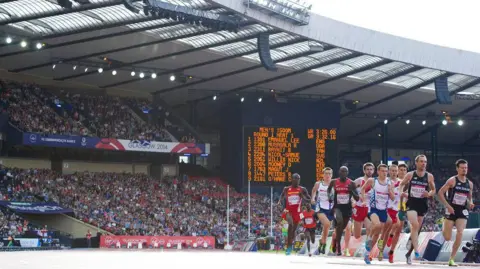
[300, 203, 317, 257]
[311, 167, 334, 254]
[330, 219, 352, 256]
[362, 164, 394, 264]
[278, 173, 311, 255]
[352, 163, 375, 239]
[438, 159, 475, 266]
[327, 166, 359, 256]
[386, 163, 409, 263]
[399, 155, 436, 264]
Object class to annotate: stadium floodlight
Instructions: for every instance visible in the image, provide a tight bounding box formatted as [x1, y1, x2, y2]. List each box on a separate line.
[112, 70, 117, 76]
[422, 120, 426, 125]
[98, 68, 103, 73]
[241, 97, 245, 102]
[151, 73, 157, 79]
[213, 95, 217, 101]
[84, 67, 88, 72]
[131, 71, 136, 76]
[139, 72, 145, 78]
[258, 97, 262, 102]
[458, 119, 464, 126]
[35, 43, 42, 49]
[20, 41, 27, 48]
[383, 119, 388, 124]
[405, 119, 410, 124]
[169, 75, 176, 82]
[5, 37, 12, 44]
[52, 64, 56, 69]
[73, 65, 77, 70]
[442, 119, 447, 125]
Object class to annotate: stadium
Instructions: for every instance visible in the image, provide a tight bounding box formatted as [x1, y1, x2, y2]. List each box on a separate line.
[0, 0, 479, 268]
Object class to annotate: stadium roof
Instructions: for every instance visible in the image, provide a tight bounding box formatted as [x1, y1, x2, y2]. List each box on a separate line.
[1, 0, 480, 147]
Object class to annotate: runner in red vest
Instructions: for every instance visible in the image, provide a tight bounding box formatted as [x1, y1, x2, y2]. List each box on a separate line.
[279, 173, 310, 255]
[301, 203, 317, 256]
[327, 166, 359, 255]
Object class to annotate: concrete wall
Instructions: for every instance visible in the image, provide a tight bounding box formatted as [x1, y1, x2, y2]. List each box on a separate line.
[25, 214, 112, 238]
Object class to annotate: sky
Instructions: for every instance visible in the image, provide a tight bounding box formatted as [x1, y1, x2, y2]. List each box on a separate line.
[306, 0, 477, 53]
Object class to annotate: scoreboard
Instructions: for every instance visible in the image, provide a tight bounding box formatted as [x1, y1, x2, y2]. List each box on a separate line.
[243, 126, 337, 185]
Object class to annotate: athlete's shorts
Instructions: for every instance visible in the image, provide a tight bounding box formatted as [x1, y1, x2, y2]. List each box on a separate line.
[398, 210, 407, 222]
[445, 208, 469, 222]
[387, 208, 398, 224]
[369, 208, 388, 223]
[318, 208, 334, 221]
[352, 205, 369, 222]
[303, 227, 316, 234]
[334, 207, 352, 221]
[406, 200, 428, 217]
[282, 209, 301, 224]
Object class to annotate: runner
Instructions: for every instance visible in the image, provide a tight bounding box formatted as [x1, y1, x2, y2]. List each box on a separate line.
[330, 219, 352, 256]
[300, 203, 317, 257]
[387, 163, 409, 263]
[362, 163, 394, 264]
[327, 166, 359, 256]
[438, 159, 475, 266]
[352, 163, 375, 240]
[399, 155, 436, 264]
[311, 167, 334, 254]
[278, 173, 311, 255]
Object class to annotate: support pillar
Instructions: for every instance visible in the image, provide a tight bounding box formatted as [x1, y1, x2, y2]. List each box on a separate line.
[382, 123, 388, 165]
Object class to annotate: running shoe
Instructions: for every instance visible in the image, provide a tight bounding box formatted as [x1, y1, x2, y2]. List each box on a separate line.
[320, 243, 326, 254]
[364, 251, 371, 265]
[388, 251, 394, 263]
[448, 259, 458, 267]
[414, 251, 422, 260]
[318, 243, 323, 254]
[331, 242, 336, 254]
[377, 240, 384, 261]
[344, 248, 351, 257]
[406, 253, 412, 265]
[285, 246, 292, 256]
[365, 239, 372, 252]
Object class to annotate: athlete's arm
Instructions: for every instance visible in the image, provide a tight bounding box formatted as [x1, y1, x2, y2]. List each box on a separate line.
[311, 182, 319, 204]
[438, 177, 455, 213]
[301, 187, 311, 201]
[387, 180, 395, 200]
[327, 179, 336, 202]
[425, 173, 436, 198]
[349, 181, 360, 201]
[361, 178, 374, 205]
[278, 187, 287, 206]
[469, 180, 475, 210]
[399, 172, 413, 193]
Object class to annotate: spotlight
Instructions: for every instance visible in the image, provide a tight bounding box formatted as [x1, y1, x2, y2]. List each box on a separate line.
[240, 97, 244, 102]
[73, 65, 77, 70]
[442, 119, 447, 125]
[458, 119, 464, 126]
[406, 119, 410, 124]
[377, 133, 382, 137]
[98, 68, 103, 73]
[52, 64, 56, 69]
[213, 95, 217, 101]
[5, 37, 12, 44]
[35, 42, 42, 49]
[84, 68, 88, 72]
[139, 72, 145, 78]
[20, 41, 27, 48]
[258, 97, 262, 102]
[151, 73, 157, 79]
[422, 120, 426, 125]
[383, 119, 388, 124]
[131, 71, 135, 77]
[112, 70, 117, 76]
[169, 75, 176, 82]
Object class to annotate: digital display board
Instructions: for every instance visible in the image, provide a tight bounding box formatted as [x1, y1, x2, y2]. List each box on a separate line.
[244, 126, 337, 185]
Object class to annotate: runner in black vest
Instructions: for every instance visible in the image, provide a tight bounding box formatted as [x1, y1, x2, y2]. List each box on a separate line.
[438, 159, 475, 267]
[399, 155, 436, 264]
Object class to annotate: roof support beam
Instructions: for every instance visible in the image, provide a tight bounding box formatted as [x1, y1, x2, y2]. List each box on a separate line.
[0, 20, 178, 58]
[179, 52, 363, 105]
[103, 36, 304, 88]
[10, 29, 219, 73]
[152, 50, 319, 95]
[463, 130, 480, 145]
[54, 28, 276, 81]
[341, 72, 452, 118]
[321, 66, 423, 102]
[0, 0, 123, 26]
[283, 59, 391, 96]
[404, 101, 480, 142]
[0, 17, 157, 48]
[348, 78, 480, 138]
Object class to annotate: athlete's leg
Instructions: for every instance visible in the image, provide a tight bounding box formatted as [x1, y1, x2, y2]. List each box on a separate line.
[317, 213, 331, 245]
[286, 213, 297, 249]
[390, 220, 403, 250]
[344, 221, 352, 256]
[406, 211, 421, 253]
[442, 218, 455, 242]
[368, 213, 383, 250]
[334, 209, 348, 254]
[353, 220, 363, 239]
[450, 218, 467, 262]
[381, 217, 393, 248]
[305, 230, 311, 254]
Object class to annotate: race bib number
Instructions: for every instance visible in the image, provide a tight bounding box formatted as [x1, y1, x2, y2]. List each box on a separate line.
[305, 218, 314, 225]
[453, 192, 467, 206]
[462, 209, 469, 216]
[410, 185, 425, 198]
[288, 195, 300, 205]
[337, 193, 350, 204]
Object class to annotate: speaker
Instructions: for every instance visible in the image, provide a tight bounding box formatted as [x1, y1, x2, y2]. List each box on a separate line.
[434, 77, 452, 104]
[257, 33, 277, 72]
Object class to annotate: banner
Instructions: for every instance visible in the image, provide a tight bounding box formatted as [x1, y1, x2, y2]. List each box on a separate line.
[0, 201, 74, 214]
[23, 133, 210, 154]
[99, 236, 215, 248]
[0, 238, 41, 248]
